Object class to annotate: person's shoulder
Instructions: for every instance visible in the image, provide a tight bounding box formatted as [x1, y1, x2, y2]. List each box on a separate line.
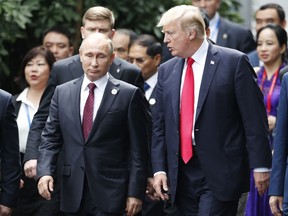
[0, 89, 12, 100]
[113, 57, 140, 73]
[220, 17, 251, 33]
[160, 56, 180, 68]
[109, 75, 138, 91]
[56, 76, 83, 90]
[53, 54, 80, 67]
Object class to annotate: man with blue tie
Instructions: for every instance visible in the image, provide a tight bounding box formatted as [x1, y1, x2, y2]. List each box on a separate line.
[151, 5, 272, 216]
[37, 33, 151, 216]
[128, 34, 166, 216]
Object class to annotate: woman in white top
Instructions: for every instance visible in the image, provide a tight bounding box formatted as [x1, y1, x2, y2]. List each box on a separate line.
[12, 46, 57, 216]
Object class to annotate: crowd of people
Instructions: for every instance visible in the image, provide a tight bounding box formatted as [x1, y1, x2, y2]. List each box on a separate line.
[0, 1, 287, 216]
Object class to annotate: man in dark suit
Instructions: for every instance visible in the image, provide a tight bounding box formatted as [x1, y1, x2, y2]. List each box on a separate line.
[24, 6, 143, 178]
[247, 3, 286, 67]
[37, 33, 150, 216]
[152, 5, 272, 215]
[191, 0, 255, 54]
[0, 89, 21, 216]
[269, 73, 288, 216]
[129, 34, 167, 216]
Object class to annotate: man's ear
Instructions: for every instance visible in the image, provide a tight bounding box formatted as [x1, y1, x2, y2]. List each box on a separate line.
[188, 30, 196, 40]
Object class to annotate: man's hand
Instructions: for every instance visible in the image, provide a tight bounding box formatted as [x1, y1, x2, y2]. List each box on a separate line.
[37, 175, 54, 200]
[146, 177, 160, 201]
[0, 205, 12, 216]
[269, 196, 283, 216]
[24, 159, 37, 178]
[153, 173, 169, 201]
[254, 171, 270, 196]
[125, 197, 142, 216]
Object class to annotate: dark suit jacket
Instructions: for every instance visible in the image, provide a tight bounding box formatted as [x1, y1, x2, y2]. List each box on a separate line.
[216, 18, 256, 54]
[247, 50, 260, 67]
[151, 43, 272, 203]
[0, 90, 21, 208]
[269, 73, 288, 202]
[24, 55, 143, 162]
[37, 75, 151, 213]
[280, 65, 288, 82]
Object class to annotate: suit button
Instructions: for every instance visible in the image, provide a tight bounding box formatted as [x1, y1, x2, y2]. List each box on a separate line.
[176, 130, 179, 134]
[195, 128, 199, 132]
[176, 152, 178, 156]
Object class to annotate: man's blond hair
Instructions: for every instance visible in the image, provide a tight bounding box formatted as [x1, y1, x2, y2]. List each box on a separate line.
[158, 5, 205, 39]
[82, 6, 115, 29]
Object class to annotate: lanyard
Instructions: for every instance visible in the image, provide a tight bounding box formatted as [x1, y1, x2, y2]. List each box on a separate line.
[260, 68, 280, 114]
[25, 104, 31, 128]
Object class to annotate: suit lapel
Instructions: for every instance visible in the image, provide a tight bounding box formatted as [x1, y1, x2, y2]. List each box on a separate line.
[195, 45, 219, 122]
[171, 58, 185, 126]
[70, 76, 84, 141]
[87, 76, 120, 141]
[109, 57, 123, 80]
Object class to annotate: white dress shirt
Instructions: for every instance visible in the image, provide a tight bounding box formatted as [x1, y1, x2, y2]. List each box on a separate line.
[80, 74, 109, 122]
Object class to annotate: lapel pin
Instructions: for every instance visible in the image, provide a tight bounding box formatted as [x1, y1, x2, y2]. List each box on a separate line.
[117, 68, 120, 73]
[223, 33, 228, 39]
[149, 98, 156, 105]
[210, 60, 214, 65]
[111, 89, 118, 95]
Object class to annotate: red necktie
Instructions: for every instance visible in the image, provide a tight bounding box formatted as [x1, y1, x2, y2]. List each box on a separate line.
[82, 83, 96, 141]
[180, 57, 194, 163]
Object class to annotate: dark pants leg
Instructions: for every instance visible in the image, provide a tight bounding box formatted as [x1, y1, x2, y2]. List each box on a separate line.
[176, 149, 239, 216]
[62, 177, 122, 216]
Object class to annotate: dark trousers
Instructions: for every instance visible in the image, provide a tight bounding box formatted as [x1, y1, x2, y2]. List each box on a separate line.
[176, 147, 239, 216]
[62, 177, 122, 216]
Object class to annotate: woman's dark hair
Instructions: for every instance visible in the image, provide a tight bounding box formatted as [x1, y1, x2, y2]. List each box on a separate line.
[15, 46, 55, 90]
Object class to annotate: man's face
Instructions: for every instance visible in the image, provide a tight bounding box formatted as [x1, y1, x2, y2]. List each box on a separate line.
[162, 21, 191, 58]
[43, 32, 73, 61]
[128, 44, 160, 80]
[255, 8, 285, 32]
[81, 19, 115, 39]
[112, 33, 130, 60]
[191, 0, 221, 19]
[80, 38, 115, 82]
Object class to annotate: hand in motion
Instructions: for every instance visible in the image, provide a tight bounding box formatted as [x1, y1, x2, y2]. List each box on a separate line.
[146, 177, 160, 201]
[269, 196, 283, 216]
[254, 171, 270, 196]
[126, 197, 142, 216]
[153, 173, 169, 201]
[0, 205, 12, 216]
[38, 175, 54, 200]
[24, 159, 37, 178]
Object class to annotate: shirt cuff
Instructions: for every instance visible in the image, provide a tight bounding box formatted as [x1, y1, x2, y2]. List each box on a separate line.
[253, 168, 270, 172]
[154, 171, 166, 177]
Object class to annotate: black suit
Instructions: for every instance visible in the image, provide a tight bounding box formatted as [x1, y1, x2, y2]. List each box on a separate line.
[24, 55, 143, 162]
[37, 75, 150, 214]
[0, 89, 21, 208]
[216, 18, 256, 54]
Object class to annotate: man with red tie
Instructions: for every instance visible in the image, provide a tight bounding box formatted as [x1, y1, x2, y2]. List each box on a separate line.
[37, 33, 151, 216]
[151, 5, 272, 216]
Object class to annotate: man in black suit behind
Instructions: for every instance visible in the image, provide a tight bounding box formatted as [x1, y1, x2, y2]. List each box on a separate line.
[191, 0, 256, 54]
[152, 5, 272, 216]
[0, 89, 21, 216]
[37, 33, 150, 216]
[24, 6, 143, 178]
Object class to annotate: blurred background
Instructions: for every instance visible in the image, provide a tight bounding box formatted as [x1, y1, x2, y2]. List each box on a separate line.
[0, 0, 287, 93]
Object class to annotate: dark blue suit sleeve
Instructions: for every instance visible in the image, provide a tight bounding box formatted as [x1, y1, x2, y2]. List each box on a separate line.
[269, 74, 288, 196]
[0, 93, 21, 208]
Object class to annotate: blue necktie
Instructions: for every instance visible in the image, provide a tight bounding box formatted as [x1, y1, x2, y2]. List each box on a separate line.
[144, 82, 150, 91]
